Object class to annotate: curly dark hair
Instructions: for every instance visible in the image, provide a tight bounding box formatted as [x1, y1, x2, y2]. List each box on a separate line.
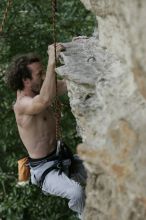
[5, 53, 41, 91]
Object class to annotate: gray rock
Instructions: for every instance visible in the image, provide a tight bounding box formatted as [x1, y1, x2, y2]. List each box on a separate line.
[57, 1, 146, 219]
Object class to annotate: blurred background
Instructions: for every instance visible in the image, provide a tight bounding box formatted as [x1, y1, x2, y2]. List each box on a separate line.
[0, 0, 95, 219]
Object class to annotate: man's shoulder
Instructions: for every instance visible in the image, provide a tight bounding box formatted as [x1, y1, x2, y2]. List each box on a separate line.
[14, 95, 32, 114]
[14, 96, 34, 127]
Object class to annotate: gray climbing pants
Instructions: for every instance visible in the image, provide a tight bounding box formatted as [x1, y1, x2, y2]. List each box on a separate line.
[30, 155, 87, 214]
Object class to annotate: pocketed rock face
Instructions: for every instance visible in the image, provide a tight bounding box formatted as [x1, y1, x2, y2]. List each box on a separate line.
[56, 1, 146, 219]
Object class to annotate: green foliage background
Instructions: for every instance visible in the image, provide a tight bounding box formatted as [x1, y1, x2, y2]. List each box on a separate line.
[0, 0, 94, 219]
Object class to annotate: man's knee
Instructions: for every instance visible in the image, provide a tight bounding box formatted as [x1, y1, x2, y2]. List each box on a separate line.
[68, 184, 85, 213]
[69, 184, 85, 202]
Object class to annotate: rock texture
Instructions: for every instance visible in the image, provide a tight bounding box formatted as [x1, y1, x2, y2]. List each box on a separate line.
[57, 1, 146, 219]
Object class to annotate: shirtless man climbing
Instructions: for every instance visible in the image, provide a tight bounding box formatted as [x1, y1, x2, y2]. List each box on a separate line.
[6, 43, 86, 219]
[13, 44, 66, 159]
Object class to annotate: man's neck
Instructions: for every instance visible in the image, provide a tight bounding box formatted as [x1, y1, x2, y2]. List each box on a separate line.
[17, 88, 35, 98]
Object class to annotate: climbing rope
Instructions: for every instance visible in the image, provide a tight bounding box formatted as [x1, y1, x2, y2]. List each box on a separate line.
[51, 0, 62, 141]
[0, 0, 13, 34]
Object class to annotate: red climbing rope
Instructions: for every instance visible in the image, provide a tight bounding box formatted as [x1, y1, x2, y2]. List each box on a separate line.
[51, 0, 62, 141]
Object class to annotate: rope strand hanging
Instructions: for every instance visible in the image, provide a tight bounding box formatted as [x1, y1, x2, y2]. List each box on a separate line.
[0, 0, 13, 34]
[51, 0, 62, 142]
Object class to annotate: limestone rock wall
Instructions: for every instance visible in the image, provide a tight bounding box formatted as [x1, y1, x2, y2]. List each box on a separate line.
[57, 1, 146, 219]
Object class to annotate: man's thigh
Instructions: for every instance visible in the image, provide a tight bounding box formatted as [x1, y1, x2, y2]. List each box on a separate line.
[42, 170, 83, 199]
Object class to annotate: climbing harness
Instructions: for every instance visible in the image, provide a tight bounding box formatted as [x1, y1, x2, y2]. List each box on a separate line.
[29, 142, 74, 187]
[0, 0, 13, 34]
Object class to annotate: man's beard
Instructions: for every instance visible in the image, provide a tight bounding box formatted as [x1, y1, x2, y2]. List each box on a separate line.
[31, 83, 42, 95]
[31, 89, 40, 95]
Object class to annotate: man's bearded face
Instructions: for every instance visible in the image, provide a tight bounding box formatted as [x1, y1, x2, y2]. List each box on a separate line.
[27, 62, 45, 95]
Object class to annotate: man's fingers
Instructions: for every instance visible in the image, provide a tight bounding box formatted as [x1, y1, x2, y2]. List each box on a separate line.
[57, 46, 65, 52]
[56, 44, 65, 49]
[72, 36, 88, 41]
[48, 43, 65, 49]
[47, 43, 65, 56]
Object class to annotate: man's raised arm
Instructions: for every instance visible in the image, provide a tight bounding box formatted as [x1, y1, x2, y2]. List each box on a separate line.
[16, 44, 65, 115]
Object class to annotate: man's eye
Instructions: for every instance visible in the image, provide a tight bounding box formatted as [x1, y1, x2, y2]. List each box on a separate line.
[38, 71, 42, 76]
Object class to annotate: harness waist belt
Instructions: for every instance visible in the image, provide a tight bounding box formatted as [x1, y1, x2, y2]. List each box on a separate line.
[29, 141, 74, 188]
[40, 159, 71, 187]
[29, 148, 58, 167]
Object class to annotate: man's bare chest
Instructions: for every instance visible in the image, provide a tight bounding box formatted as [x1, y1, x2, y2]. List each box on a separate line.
[16, 107, 55, 128]
[36, 108, 55, 123]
